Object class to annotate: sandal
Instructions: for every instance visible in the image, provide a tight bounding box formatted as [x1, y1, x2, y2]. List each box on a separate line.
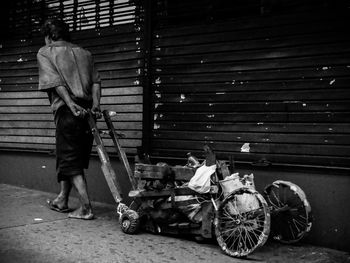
[46, 199, 71, 213]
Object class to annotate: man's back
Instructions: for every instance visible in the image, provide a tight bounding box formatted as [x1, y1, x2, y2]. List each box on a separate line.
[37, 40, 100, 112]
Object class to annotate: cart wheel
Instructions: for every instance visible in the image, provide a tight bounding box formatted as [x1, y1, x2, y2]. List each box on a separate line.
[119, 209, 140, 234]
[264, 180, 312, 244]
[215, 187, 270, 258]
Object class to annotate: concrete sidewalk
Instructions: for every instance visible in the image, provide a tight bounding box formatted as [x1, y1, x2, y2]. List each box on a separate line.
[0, 184, 349, 263]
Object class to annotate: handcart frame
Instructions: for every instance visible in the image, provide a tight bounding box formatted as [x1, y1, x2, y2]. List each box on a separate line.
[87, 111, 312, 258]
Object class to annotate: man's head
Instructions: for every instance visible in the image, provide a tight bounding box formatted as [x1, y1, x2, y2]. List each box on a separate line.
[41, 18, 70, 44]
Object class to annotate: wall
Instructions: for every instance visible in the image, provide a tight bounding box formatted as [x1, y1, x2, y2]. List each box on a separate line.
[0, 151, 132, 205]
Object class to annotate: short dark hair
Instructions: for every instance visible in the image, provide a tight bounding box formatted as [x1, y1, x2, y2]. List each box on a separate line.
[41, 18, 70, 41]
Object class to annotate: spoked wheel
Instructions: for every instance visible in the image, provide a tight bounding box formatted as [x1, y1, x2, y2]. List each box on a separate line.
[264, 180, 312, 244]
[119, 209, 140, 234]
[214, 187, 270, 258]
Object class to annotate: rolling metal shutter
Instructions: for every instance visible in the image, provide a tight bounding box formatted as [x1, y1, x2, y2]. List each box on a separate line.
[149, 0, 350, 168]
[0, 0, 144, 155]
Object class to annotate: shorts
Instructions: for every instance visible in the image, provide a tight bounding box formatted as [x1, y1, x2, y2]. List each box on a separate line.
[55, 105, 93, 182]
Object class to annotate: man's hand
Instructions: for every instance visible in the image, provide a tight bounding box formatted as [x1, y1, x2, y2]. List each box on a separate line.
[55, 86, 87, 118]
[69, 103, 87, 118]
[91, 104, 102, 119]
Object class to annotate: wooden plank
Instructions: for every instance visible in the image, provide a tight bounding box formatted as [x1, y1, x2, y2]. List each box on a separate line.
[128, 187, 200, 198]
[97, 138, 142, 148]
[99, 104, 143, 113]
[0, 99, 49, 106]
[101, 95, 143, 105]
[0, 105, 48, 114]
[0, 128, 142, 139]
[0, 55, 142, 71]
[0, 121, 55, 129]
[151, 139, 350, 156]
[0, 41, 139, 59]
[95, 112, 142, 121]
[153, 35, 350, 56]
[95, 51, 143, 63]
[135, 163, 195, 181]
[153, 89, 350, 103]
[153, 10, 347, 37]
[0, 142, 136, 158]
[0, 95, 142, 106]
[0, 119, 142, 130]
[0, 87, 142, 99]
[0, 135, 54, 144]
[0, 91, 47, 99]
[0, 129, 55, 137]
[0, 54, 35, 64]
[0, 27, 140, 50]
[151, 78, 350, 93]
[87, 42, 140, 55]
[153, 53, 350, 69]
[77, 34, 142, 49]
[0, 78, 142, 90]
[154, 42, 350, 65]
[153, 21, 346, 47]
[99, 69, 142, 80]
[153, 130, 350, 145]
[152, 122, 350, 134]
[0, 114, 54, 121]
[102, 78, 142, 88]
[0, 105, 143, 114]
[0, 142, 137, 155]
[102, 86, 143, 96]
[0, 68, 141, 81]
[154, 101, 350, 113]
[150, 67, 350, 83]
[0, 142, 54, 151]
[96, 60, 142, 71]
[104, 146, 137, 155]
[0, 22, 138, 47]
[0, 135, 141, 148]
[0, 47, 142, 65]
[0, 68, 38, 77]
[0, 62, 38, 71]
[153, 112, 350, 123]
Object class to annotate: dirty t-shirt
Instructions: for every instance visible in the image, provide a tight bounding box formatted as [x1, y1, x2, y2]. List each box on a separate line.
[37, 40, 100, 114]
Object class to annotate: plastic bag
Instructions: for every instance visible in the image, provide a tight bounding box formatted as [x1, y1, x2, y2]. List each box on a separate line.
[188, 164, 216, 193]
[219, 173, 243, 197]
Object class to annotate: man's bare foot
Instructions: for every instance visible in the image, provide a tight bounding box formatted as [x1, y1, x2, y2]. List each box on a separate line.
[47, 199, 70, 213]
[68, 206, 94, 220]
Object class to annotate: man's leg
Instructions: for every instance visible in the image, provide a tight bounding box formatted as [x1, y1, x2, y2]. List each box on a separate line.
[68, 174, 94, 219]
[48, 180, 72, 211]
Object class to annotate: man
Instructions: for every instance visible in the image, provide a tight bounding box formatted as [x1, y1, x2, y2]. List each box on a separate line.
[37, 19, 101, 220]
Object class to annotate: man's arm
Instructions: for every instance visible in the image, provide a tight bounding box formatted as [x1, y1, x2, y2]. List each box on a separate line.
[91, 83, 101, 118]
[56, 85, 87, 117]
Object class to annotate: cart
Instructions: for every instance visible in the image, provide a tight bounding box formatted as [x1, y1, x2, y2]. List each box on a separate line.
[87, 111, 313, 258]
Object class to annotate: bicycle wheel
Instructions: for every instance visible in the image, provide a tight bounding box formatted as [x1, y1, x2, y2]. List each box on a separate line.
[214, 187, 270, 258]
[264, 180, 312, 244]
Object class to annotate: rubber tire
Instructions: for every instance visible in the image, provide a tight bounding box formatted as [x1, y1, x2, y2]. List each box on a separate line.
[264, 180, 312, 244]
[119, 209, 140, 234]
[215, 187, 270, 258]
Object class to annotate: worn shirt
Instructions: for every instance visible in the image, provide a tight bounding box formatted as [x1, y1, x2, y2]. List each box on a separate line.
[37, 40, 101, 114]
